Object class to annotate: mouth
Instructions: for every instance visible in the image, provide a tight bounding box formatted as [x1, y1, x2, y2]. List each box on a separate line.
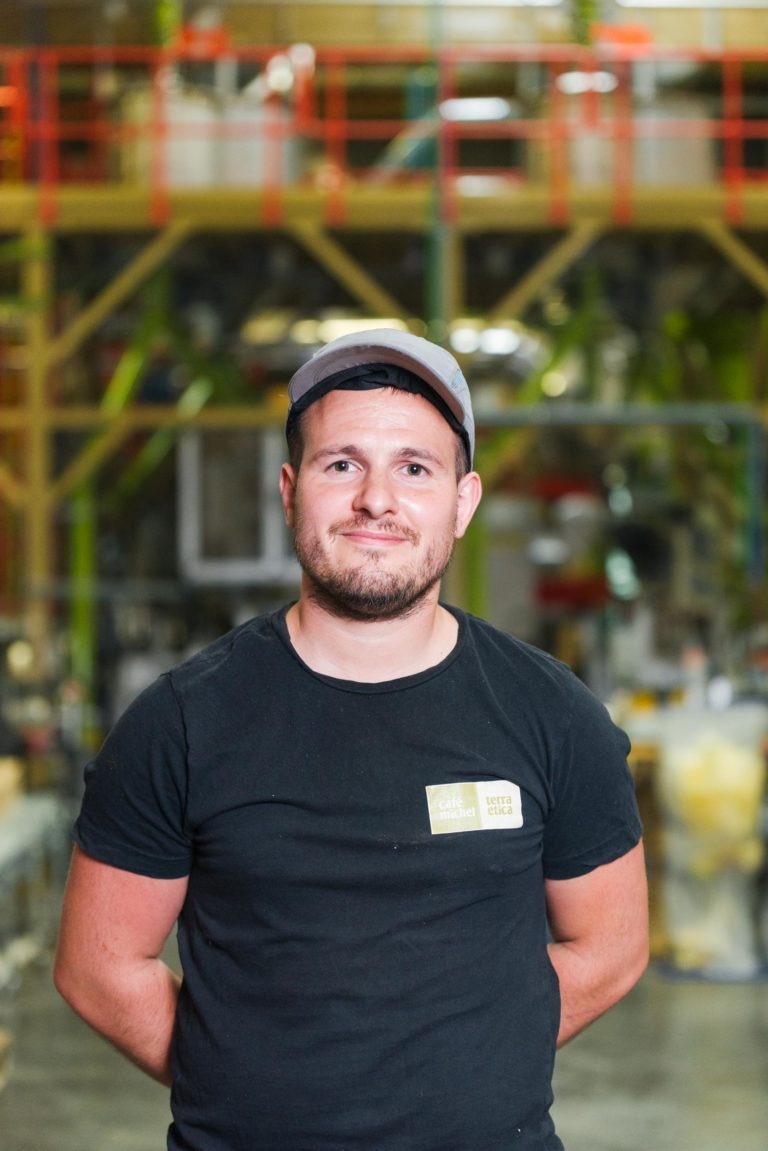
[341, 530, 409, 548]
[333, 519, 419, 548]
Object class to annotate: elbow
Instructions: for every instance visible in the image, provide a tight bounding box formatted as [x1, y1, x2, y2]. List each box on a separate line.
[52, 951, 78, 1009]
[591, 918, 650, 1016]
[613, 930, 650, 1005]
[632, 930, 651, 986]
[630, 899, 652, 988]
[622, 952, 649, 1001]
[585, 938, 648, 1037]
[53, 954, 114, 1039]
[53, 947, 92, 1018]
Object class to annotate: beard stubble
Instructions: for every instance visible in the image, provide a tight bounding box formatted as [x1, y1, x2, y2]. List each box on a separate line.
[291, 512, 456, 622]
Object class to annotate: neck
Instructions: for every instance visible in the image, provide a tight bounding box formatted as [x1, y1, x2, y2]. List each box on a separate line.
[285, 585, 458, 682]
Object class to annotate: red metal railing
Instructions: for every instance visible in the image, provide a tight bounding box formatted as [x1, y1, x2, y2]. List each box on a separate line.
[0, 43, 767, 226]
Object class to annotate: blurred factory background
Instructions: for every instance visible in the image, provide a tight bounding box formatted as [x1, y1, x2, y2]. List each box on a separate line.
[1, 1, 768, 1148]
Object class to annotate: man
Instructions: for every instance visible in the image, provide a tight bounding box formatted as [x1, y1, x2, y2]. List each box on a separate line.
[55, 328, 648, 1151]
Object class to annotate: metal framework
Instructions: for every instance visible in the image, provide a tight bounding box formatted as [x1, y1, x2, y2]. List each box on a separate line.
[1, 41, 768, 670]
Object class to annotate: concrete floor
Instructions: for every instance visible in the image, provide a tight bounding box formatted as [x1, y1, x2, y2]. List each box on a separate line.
[0, 954, 766, 1151]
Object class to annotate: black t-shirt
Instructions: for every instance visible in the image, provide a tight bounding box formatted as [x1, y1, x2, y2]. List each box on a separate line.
[75, 606, 642, 1151]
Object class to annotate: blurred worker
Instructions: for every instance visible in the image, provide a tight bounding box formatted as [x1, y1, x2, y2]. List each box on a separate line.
[54, 329, 648, 1151]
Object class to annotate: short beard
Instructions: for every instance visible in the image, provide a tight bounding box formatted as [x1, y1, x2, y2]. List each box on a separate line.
[293, 516, 456, 622]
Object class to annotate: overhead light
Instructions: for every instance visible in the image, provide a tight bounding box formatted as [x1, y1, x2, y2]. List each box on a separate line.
[457, 176, 515, 196]
[239, 308, 296, 345]
[479, 327, 521, 356]
[707, 675, 734, 710]
[528, 535, 570, 566]
[450, 326, 481, 354]
[315, 317, 409, 343]
[7, 639, 34, 680]
[606, 549, 641, 600]
[555, 71, 618, 96]
[266, 54, 295, 95]
[439, 97, 511, 122]
[608, 487, 634, 516]
[291, 319, 321, 345]
[541, 370, 568, 397]
[555, 493, 602, 524]
[288, 43, 316, 71]
[283, 316, 411, 346]
[451, 319, 541, 359]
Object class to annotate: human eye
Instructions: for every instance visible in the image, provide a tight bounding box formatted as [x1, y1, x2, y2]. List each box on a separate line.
[401, 461, 429, 478]
[328, 459, 357, 474]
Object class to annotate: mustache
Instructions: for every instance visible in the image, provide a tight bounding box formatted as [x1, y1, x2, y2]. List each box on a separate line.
[329, 516, 420, 545]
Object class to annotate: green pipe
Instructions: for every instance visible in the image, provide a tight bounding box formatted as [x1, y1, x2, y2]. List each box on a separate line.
[746, 422, 766, 586]
[460, 510, 488, 618]
[106, 377, 214, 509]
[66, 288, 165, 704]
[154, 0, 183, 46]
[69, 484, 96, 689]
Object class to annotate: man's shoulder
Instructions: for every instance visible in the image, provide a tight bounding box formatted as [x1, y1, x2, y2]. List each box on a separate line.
[459, 609, 572, 682]
[166, 608, 286, 691]
[453, 609, 602, 726]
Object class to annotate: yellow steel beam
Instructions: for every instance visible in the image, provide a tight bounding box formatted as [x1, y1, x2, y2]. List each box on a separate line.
[44, 405, 285, 504]
[45, 423, 134, 507]
[287, 221, 411, 321]
[0, 410, 26, 429]
[44, 219, 194, 369]
[3, 185, 768, 234]
[698, 219, 768, 301]
[488, 221, 604, 322]
[0, 459, 27, 508]
[34, 405, 284, 431]
[22, 225, 54, 676]
[46, 298, 168, 505]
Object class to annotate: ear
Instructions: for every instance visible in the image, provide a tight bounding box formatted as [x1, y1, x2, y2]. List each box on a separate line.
[279, 463, 298, 528]
[454, 471, 482, 539]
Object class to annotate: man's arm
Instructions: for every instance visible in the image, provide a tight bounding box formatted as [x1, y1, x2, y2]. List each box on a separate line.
[54, 845, 189, 1085]
[545, 840, 648, 1047]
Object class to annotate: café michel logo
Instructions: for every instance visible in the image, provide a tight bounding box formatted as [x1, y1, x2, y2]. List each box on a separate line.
[426, 781, 523, 835]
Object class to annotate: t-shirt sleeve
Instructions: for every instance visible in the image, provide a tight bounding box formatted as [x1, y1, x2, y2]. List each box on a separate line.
[74, 673, 193, 878]
[542, 675, 642, 880]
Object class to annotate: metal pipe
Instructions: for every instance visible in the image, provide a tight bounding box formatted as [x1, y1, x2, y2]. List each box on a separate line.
[475, 402, 767, 428]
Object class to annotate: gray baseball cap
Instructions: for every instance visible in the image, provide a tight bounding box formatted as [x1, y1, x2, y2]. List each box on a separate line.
[287, 328, 475, 464]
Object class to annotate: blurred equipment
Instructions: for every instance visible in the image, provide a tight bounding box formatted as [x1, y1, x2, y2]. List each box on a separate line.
[654, 704, 768, 978]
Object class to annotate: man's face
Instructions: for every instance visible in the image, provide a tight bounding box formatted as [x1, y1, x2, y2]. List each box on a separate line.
[280, 388, 481, 621]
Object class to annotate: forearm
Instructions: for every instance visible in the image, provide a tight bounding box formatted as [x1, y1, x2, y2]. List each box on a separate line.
[54, 954, 181, 1085]
[546, 843, 650, 1047]
[54, 848, 189, 1085]
[548, 938, 642, 1047]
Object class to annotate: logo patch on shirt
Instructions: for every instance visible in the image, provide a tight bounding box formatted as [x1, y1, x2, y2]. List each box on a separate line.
[426, 781, 523, 835]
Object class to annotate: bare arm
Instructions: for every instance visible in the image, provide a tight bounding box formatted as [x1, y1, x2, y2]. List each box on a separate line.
[546, 840, 649, 1047]
[54, 845, 189, 1085]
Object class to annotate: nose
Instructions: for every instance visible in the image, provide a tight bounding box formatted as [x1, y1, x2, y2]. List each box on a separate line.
[352, 467, 399, 520]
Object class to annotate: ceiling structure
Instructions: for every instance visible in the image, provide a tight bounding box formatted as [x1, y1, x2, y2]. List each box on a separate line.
[1, 13, 767, 673]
